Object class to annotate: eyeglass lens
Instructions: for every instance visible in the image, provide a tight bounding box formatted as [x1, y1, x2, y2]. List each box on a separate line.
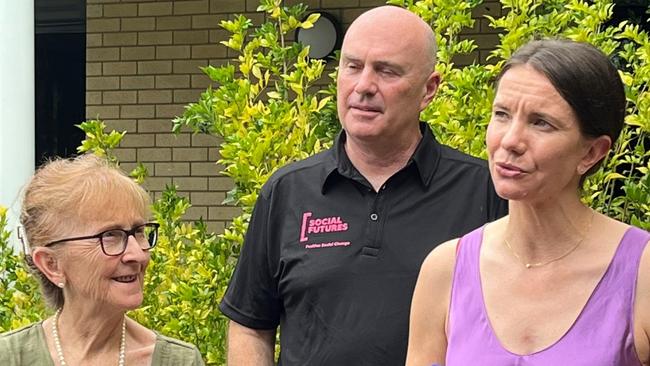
[101, 224, 157, 255]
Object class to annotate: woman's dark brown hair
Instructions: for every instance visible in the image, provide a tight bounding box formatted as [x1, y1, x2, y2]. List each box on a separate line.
[496, 39, 626, 180]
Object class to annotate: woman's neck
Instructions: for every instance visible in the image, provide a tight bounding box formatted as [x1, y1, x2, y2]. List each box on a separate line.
[54, 304, 125, 361]
[504, 196, 595, 261]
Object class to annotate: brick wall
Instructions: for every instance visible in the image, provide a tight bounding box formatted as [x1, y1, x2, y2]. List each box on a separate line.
[86, 0, 501, 234]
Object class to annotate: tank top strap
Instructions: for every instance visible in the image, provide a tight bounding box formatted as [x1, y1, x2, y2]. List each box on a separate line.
[588, 226, 650, 312]
[447, 226, 490, 349]
[607, 226, 649, 277]
[550, 226, 650, 366]
[451, 225, 483, 291]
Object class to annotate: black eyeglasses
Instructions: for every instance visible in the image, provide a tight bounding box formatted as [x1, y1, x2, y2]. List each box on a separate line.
[44, 223, 160, 256]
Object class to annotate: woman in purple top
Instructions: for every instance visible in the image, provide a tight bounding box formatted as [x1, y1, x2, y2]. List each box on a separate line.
[406, 39, 650, 366]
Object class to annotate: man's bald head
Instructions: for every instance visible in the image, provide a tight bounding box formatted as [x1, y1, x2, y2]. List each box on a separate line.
[336, 5, 441, 148]
[342, 6, 437, 72]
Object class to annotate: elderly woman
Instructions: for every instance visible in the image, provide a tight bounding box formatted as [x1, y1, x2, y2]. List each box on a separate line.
[406, 39, 650, 365]
[0, 154, 204, 365]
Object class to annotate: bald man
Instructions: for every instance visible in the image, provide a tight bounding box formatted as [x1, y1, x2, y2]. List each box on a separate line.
[219, 6, 507, 365]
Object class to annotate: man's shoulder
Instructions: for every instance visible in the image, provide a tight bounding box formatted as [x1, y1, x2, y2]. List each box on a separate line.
[262, 148, 334, 192]
[437, 143, 488, 170]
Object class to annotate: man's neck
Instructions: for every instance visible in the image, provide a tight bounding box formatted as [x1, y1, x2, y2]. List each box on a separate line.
[344, 129, 422, 191]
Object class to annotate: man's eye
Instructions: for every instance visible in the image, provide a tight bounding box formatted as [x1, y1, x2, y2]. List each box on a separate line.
[493, 110, 508, 119]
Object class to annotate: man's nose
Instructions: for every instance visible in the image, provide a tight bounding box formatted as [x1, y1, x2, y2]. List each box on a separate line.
[354, 68, 378, 96]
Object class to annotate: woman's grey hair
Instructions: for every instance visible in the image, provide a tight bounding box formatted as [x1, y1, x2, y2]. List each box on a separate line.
[20, 154, 150, 309]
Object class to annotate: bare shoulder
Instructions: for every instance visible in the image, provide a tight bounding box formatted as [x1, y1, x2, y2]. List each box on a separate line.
[419, 238, 459, 281]
[415, 238, 460, 322]
[405, 238, 460, 365]
[126, 317, 157, 346]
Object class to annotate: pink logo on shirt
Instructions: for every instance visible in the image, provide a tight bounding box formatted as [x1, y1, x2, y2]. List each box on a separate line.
[299, 212, 349, 243]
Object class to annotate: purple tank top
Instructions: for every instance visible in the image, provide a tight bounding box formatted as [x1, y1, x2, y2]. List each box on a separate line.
[446, 226, 650, 366]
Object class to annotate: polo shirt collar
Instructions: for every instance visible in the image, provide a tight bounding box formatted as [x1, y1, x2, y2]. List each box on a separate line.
[321, 122, 440, 193]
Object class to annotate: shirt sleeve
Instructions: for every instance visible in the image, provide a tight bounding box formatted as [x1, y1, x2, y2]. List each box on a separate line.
[192, 346, 205, 365]
[219, 187, 282, 330]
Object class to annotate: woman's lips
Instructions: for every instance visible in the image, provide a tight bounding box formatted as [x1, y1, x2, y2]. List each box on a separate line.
[113, 274, 138, 283]
[495, 162, 526, 178]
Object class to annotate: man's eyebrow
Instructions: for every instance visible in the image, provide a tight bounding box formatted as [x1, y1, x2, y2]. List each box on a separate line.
[492, 101, 509, 110]
[340, 54, 361, 63]
[341, 55, 404, 71]
[373, 60, 404, 72]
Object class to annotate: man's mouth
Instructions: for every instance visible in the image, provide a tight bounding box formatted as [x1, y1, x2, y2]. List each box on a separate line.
[350, 103, 381, 113]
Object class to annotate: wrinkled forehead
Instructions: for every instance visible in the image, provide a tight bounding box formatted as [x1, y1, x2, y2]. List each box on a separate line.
[67, 175, 150, 232]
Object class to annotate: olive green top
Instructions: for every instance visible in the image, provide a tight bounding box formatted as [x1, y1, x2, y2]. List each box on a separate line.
[0, 322, 205, 366]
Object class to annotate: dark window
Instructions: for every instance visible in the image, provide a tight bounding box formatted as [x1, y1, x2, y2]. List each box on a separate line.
[35, 0, 86, 166]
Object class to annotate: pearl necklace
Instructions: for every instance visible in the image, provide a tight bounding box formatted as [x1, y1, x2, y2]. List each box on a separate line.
[52, 308, 126, 366]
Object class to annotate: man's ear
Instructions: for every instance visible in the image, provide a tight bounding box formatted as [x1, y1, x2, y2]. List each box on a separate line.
[31, 247, 66, 288]
[419, 71, 441, 112]
[577, 135, 611, 175]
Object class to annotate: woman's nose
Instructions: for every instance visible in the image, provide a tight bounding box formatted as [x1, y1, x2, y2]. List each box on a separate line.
[500, 119, 526, 155]
[121, 235, 149, 261]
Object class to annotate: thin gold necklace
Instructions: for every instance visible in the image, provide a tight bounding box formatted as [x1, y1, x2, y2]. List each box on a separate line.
[504, 211, 595, 269]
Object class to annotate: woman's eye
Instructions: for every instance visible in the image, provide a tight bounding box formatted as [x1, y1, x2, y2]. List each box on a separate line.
[532, 119, 552, 128]
[104, 230, 120, 238]
[101, 230, 124, 244]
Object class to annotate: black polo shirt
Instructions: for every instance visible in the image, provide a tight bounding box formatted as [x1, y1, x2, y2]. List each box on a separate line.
[220, 123, 507, 365]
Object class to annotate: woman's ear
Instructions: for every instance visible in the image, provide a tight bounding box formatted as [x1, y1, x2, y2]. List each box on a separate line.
[31, 247, 66, 288]
[577, 135, 611, 175]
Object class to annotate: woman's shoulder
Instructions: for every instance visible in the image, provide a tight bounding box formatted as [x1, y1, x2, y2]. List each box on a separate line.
[1, 321, 44, 345]
[419, 237, 461, 289]
[421, 220, 495, 275]
[154, 332, 200, 350]
[152, 332, 204, 366]
[0, 322, 53, 365]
